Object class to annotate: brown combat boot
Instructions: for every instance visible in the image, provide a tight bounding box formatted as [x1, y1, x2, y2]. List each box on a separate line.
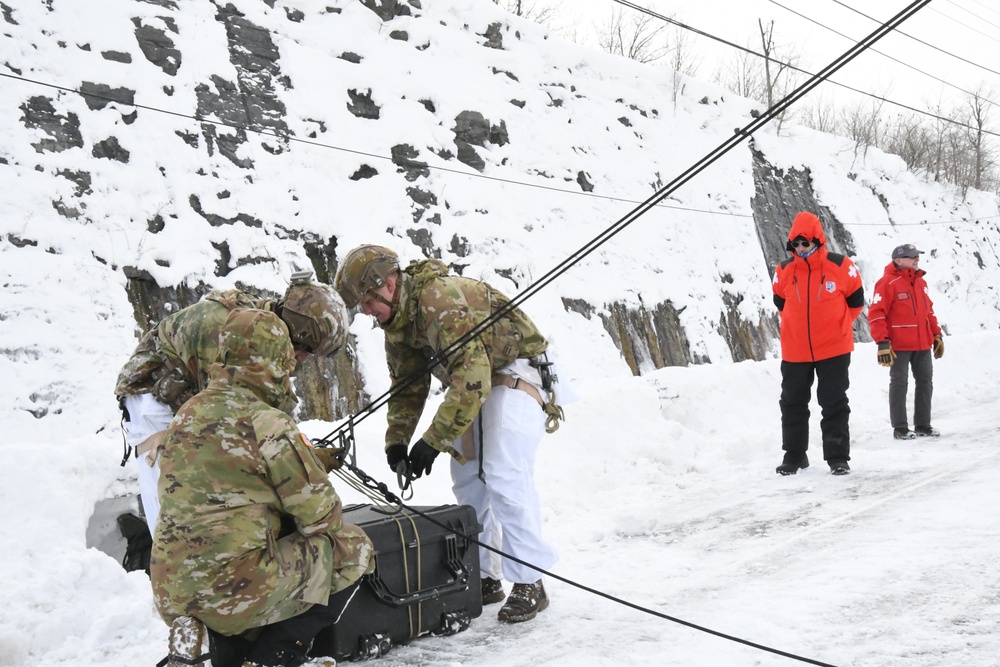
[481, 577, 506, 604]
[497, 580, 549, 623]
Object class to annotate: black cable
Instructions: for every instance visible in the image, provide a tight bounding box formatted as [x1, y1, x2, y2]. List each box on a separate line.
[939, 0, 1000, 40]
[317, 0, 935, 444]
[769, 0, 1000, 112]
[378, 495, 841, 666]
[828, 0, 1000, 78]
[609, 0, 1000, 140]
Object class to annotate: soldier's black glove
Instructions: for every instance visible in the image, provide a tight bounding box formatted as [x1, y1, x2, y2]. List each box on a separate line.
[408, 439, 440, 478]
[933, 334, 944, 359]
[386, 444, 408, 474]
[877, 341, 896, 367]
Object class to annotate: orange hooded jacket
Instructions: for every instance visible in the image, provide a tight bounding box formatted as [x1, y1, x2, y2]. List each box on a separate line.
[771, 212, 865, 363]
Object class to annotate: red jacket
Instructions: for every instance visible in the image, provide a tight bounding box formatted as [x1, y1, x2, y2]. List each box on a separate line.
[868, 261, 941, 351]
[772, 212, 865, 363]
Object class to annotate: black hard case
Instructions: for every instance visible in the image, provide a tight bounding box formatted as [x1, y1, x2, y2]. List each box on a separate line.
[310, 504, 483, 661]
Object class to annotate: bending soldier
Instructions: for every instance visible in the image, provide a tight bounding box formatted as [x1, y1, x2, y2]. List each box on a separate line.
[114, 274, 349, 533]
[334, 245, 563, 624]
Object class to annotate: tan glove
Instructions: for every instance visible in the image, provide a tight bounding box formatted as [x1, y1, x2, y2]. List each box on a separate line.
[877, 341, 896, 367]
[313, 447, 345, 473]
[933, 334, 944, 359]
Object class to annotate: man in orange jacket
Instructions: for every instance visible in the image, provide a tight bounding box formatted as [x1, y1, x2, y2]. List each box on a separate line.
[771, 212, 865, 475]
[867, 243, 944, 440]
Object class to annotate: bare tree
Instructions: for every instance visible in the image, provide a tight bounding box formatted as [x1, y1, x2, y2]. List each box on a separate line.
[492, 0, 563, 28]
[595, 4, 670, 64]
[964, 85, 998, 192]
[668, 25, 700, 104]
[713, 20, 800, 133]
[756, 20, 801, 133]
[840, 98, 886, 161]
[797, 92, 839, 134]
[713, 43, 763, 101]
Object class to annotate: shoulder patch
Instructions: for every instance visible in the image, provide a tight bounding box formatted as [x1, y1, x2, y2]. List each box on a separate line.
[826, 252, 846, 266]
[779, 257, 794, 269]
[299, 432, 315, 449]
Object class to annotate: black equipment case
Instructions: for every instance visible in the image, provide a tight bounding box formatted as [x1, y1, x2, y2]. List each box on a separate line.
[310, 504, 483, 661]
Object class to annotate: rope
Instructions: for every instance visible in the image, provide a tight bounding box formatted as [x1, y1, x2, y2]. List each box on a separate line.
[316, 0, 935, 448]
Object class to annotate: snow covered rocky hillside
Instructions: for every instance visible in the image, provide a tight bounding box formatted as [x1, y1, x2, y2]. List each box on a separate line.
[1, 1, 998, 665]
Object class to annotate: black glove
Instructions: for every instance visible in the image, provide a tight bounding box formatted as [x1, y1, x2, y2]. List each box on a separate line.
[933, 334, 944, 359]
[408, 439, 440, 478]
[877, 341, 896, 367]
[386, 444, 408, 474]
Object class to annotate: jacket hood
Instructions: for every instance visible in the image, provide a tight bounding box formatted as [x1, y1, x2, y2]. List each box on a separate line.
[787, 212, 828, 248]
[211, 308, 297, 414]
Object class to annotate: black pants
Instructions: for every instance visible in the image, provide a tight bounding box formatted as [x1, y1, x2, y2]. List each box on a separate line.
[779, 353, 851, 462]
[211, 582, 360, 667]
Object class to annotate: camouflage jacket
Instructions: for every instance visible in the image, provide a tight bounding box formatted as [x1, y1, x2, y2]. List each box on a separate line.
[150, 309, 373, 636]
[114, 290, 272, 411]
[383, 259, 548, 461]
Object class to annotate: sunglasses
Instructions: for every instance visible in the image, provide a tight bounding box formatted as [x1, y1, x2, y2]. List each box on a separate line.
[791, 239, 813, 248]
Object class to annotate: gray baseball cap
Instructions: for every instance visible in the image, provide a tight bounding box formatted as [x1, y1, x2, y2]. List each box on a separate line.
[892, 244, 923, 259]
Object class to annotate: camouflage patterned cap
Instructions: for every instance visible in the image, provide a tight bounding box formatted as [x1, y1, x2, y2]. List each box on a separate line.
[279, 278, 349, 358]
[333, 245, 399, 308]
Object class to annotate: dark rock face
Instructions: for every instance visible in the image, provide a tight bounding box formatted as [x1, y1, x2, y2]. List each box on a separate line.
[193, 5, 291, 167]
[600, 300, 696, 375]
[19, 96, 83, 153]
[132, 17, 181, 76]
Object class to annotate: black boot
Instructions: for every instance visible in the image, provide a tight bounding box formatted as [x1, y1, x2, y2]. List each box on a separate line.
[776, 452, 809, 475]
[497, 580, 549, 623]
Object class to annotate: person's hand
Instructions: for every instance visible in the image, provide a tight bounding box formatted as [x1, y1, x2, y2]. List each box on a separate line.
[386, 444, 408, 474]
[933, 334, 944, 359]
[877, 341, 896, 367]
[408, 439, 440, 478]
[313, 447, 345, 473]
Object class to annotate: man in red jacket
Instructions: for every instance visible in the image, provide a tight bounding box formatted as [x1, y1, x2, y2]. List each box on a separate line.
[867, 243, 944, 440]
[771, 212, 865, 475]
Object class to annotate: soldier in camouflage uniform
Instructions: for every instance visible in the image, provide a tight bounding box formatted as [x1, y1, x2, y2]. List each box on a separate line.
[152, 308, 373, 667]
[334, 245, 562, 624]
[114, 275, 349, 534]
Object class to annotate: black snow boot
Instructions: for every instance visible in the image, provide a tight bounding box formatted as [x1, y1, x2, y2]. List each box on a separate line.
[893, 428, 916, 440]
[776, 452, 809, 476]
[914, 425, 940, 437]
[498, 580, 549, 623]
[829, 460, 851, 475]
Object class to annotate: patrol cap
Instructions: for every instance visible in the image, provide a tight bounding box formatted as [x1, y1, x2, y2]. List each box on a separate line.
[892, 244, 923, 259]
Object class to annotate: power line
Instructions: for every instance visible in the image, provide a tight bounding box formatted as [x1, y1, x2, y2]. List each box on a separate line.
[769, 0, 1000, 112]
[609, 0, 1000, 140]
[1, 66, 990, 230]
[941, 0, 1000, 41]
[828, 0, 1000, 79]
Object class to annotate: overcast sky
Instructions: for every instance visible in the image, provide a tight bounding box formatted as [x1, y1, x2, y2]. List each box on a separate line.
[565, 0, 1000, 117]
